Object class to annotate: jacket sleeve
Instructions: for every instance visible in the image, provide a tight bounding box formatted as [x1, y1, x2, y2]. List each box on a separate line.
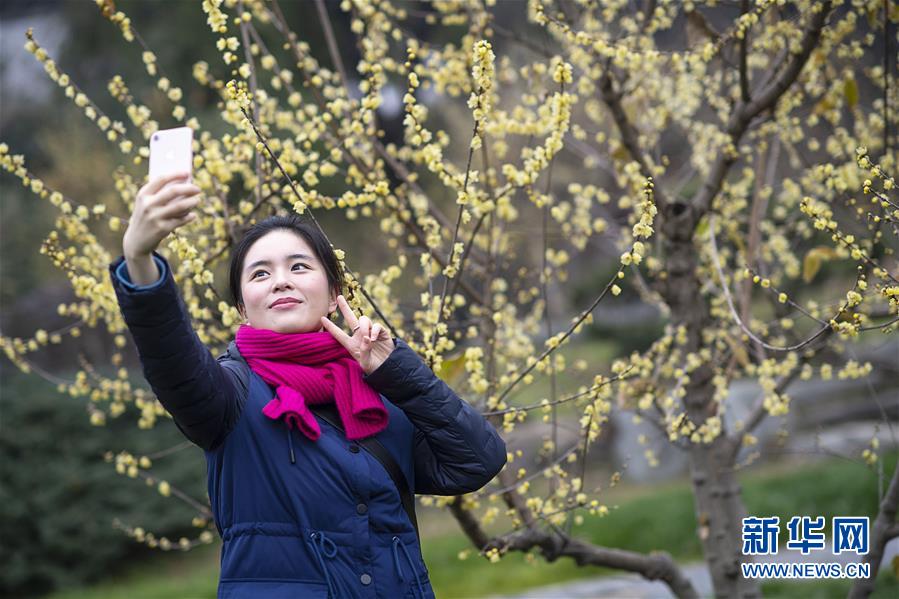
[363, 338, 507, 495]
[109, 253, 243, 451]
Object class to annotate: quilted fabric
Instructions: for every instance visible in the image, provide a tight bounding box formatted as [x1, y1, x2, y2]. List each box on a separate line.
[110, 253, 507, 598]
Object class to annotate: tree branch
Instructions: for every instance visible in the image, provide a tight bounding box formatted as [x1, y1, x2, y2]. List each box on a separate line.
[598, 66, 671, 210]
[707, 214, 834, 353]
[238, 1, 263, 205]
[694, 1, 834, 216]
[313, 0, 350, 94]
[448, 495, 491, 550]
[728, 355, 818, 461]
[885, 523, 899, 542]
[849, 454, 899, 598]
[739, 0, 751, 103]
[483, 528, 699, 599]
[738, 138, 778, 363]
[497, 468, 538, 529]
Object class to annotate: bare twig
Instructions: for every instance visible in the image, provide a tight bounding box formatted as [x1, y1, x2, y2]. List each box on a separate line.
[238, 0, 262, 205]
[493, 272, 627, 407]
[708, 215, 833, 353]
[739, 138, 777, 363]
[739, 0, 751, 103]
[313, 0, 350, 93]
[133, 469, 213, 519]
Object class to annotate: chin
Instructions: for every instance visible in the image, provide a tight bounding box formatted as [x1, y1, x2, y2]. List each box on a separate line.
[271, 319, 319, 334]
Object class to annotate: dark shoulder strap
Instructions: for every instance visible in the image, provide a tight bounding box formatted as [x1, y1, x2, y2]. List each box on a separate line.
[217, 343, 419, 538]
[309, 402, 419, 539]
[218, 341, 251, 396]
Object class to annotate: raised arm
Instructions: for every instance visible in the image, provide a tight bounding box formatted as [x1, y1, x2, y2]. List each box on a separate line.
[363, 339, 507, 495]
[110, 172, 242, 451]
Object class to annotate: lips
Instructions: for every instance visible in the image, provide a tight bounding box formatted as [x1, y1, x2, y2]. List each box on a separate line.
[270, 297, 302, 308]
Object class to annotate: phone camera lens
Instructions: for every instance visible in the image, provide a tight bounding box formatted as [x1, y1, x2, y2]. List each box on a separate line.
[152, 134, 158, 142]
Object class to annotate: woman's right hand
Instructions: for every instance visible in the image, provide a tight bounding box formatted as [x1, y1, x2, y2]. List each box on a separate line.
[123, 172, 201, 259]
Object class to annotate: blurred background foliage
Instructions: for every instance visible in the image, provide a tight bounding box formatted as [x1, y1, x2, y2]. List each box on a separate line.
[0, 365, 207, 597]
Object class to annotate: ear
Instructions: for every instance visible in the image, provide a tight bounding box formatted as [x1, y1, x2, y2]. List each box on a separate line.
[327, 290, 338, 317]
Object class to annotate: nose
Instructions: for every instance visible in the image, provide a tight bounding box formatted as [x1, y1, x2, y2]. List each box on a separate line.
[272, 269, 294, 291]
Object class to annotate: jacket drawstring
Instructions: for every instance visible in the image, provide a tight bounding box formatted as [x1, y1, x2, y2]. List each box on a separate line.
[392, 536, 425, 599]
[307, 531, 338, 598]
[286, 426, 296, 464]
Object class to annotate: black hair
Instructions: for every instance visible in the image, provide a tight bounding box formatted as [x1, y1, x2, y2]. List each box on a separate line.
[229, 215, 344, 312]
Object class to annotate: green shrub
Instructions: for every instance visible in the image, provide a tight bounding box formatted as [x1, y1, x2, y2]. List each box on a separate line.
[0, 365, 209, 597]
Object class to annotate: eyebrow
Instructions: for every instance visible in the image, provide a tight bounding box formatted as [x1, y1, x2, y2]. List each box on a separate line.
[245, 254, 315, 272]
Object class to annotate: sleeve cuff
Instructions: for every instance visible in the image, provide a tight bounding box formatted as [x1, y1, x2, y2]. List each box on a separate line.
[363, 338, 433, 401]
[114, 254, 168, 291]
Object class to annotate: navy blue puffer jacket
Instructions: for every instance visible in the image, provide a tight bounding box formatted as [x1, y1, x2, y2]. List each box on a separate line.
[109, 253, 507, 598]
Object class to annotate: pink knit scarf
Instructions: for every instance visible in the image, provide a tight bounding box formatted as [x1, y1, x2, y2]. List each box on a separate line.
[235, 325, 388, 441]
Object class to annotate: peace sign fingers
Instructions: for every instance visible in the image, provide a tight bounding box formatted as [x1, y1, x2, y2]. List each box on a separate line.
[320, 295, 364, 350]
[320, 295, 395, 374]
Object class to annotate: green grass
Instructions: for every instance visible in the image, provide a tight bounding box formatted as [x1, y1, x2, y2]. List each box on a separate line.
[49, 453, 899, 598]
[49, 542, 220, 599]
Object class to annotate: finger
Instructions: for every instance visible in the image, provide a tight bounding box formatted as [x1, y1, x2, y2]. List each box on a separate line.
[172, 211, 197, 228]
[370, 323, 382, 342]
[143, 171, 191, 196]
[336, 295, 359, 331]
[160, 210, 197, 232]
[358, 315, 372, 340]
[156, 195, 201, 220]
[150, 182, 202, 207]
[320, 316, 352, 347]
[359, 319, 372, 353]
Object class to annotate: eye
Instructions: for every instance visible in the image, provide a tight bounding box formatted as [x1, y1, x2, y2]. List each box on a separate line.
[292, 263, 310, 271]
[250, 269, 268, 279]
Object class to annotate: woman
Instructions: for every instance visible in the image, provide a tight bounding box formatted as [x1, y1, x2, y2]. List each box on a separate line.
[110, 171, 507, 598]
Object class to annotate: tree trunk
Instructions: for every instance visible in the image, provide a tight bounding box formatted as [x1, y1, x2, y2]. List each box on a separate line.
[661, 215, 761, 598]
[689, 436, 758, 598]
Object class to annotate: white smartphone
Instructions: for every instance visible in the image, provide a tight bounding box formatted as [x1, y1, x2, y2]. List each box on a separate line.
[149, 126, 193, 182]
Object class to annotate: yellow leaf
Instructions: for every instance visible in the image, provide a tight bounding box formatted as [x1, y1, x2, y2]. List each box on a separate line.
[803, 246, 838, 283]
[695, 215, 709, 238]
[610, 145, 630, 163]
[892, 555, 899, 578]
[433, 352, 466, 382]
[844, 78, 858, 108]
[812, 97, 834, 115]
[725, 334, 750, 368]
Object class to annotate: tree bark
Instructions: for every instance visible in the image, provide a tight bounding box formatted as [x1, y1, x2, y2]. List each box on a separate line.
[484, 527, 700, 599]
[660, 213, 761, 597]
[689, 436, 756, 597]
[652, 5, 835, 596]
[848, 456, 899, 598]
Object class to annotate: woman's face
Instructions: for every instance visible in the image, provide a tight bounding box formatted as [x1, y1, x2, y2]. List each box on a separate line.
[238, 229, 337, 333]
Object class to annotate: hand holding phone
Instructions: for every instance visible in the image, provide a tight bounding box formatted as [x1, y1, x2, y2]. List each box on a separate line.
[122, 127, 199, 284]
